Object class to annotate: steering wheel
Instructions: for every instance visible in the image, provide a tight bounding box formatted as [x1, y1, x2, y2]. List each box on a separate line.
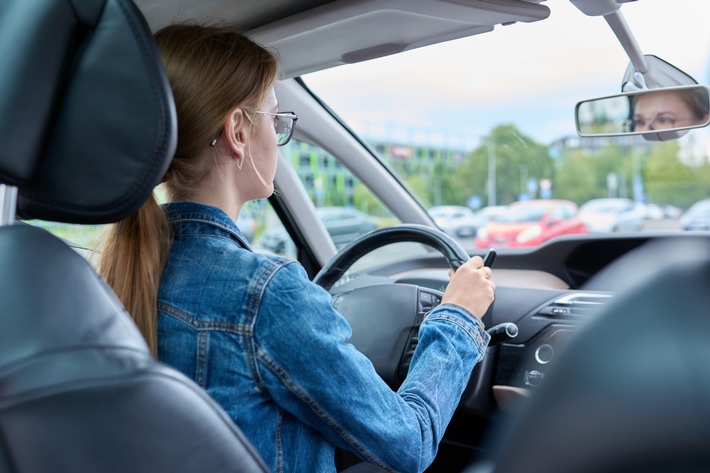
[313, 224, 471, 389]
[314, 223, 470, 290]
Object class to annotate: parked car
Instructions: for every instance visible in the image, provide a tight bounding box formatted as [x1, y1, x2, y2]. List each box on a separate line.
[8, 0, 710, 472]
[259, 206, 377, 255]
[680, 199, 710, 230]
[640, 202, 665, 220]
[429, 205, 508, 241]
[474, 205, 508, 225]
[429, 205, 478, 236]
[475, 199, 587, 248]
[662, 204, 684, 219]
[578, 198, 646, 233]
[257, 226, 293, 256]
[317, 206, 378, 246]
[455, 205, 509, 239]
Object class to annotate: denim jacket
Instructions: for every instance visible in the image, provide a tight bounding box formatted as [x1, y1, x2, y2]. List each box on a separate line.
[157, 202, 490, 473]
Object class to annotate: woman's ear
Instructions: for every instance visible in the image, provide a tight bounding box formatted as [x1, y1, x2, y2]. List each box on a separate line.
[223, 108, 247, 160]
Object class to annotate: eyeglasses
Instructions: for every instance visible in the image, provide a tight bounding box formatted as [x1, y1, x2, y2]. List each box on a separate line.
[624, 115, 690, 131]
[209, 110, 298, 147]
[256, 110, 298, 146]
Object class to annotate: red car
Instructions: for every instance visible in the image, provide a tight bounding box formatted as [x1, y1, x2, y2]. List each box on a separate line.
[476, 199, 588, 248]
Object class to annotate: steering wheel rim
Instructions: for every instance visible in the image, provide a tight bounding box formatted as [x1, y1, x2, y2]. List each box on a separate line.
[313, 223, 471, 291]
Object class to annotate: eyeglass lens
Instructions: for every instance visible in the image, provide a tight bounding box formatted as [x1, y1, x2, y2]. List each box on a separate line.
[275, 113, 297, 146]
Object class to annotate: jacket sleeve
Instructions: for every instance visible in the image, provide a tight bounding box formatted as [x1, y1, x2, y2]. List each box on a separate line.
[251, 261, 490, 473]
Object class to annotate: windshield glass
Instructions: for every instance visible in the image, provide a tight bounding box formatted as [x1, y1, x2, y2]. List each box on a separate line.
[302, 0, 710, 252]
[25, 0, 710, 258]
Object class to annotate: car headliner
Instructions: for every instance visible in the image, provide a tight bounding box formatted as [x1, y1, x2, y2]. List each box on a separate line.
[134, 0, 550, 78]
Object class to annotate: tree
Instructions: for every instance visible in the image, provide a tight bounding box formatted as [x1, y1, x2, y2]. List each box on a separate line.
[553, 142, 632, 204]
[455, 124, 553, 206]
[552, 149, 599, 204]
[644, 141, 710, 208]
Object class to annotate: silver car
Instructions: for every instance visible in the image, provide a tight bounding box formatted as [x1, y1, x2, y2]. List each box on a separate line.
[578, 198, 645, 233]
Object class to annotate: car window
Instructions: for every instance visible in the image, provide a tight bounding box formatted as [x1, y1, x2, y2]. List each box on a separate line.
[251, 138, 407, 263]
[550, 206, 564, 222]
[22, 185, 166, 257]
[500, 206, 547, 223]
[23, 220, 106, 257]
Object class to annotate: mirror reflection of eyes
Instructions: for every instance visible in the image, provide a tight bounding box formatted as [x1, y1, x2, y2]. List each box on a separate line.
[576, 85, 710, 137]
[631, 115, 690, 128]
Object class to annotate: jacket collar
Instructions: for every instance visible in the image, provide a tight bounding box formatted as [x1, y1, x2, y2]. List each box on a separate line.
[163, 201, 252, 250]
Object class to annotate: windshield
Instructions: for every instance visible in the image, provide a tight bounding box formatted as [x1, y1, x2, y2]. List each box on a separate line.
[26, 0, 710, 258]
[302, 0, 710, 251]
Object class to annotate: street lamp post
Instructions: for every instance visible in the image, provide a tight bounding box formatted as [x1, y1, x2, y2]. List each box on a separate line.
[487, 141, 496, 206]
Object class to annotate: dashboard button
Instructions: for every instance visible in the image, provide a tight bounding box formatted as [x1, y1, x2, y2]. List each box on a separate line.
[524, 370, 545, 387]
[535, 344, 555, 364]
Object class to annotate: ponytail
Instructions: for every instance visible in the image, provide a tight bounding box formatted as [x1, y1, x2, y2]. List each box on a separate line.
[98, 194, 172, 357]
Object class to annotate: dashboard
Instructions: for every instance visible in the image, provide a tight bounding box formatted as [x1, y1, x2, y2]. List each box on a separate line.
[327, 232, 698, 417]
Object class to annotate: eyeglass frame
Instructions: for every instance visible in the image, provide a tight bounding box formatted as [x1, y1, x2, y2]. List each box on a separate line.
[209, 110, 298, 147]
[256, 110, 298, 146]
[623, 114, 692, 132]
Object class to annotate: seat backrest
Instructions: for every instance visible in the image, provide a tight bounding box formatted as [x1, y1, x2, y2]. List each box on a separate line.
[0, 1, 267, 471]
[475, 238, 710, 473]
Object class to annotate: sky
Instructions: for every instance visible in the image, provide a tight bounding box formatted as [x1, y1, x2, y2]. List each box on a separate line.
[303, 0, 710, 150]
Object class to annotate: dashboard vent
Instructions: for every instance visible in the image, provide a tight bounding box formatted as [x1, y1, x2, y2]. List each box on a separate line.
[537, 292, 612, 318]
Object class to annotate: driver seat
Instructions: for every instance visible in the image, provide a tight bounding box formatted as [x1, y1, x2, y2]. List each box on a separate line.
[0, 1, 267, 471]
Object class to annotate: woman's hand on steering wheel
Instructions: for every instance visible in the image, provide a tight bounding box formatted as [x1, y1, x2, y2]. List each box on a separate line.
[442, 255, 495, 319]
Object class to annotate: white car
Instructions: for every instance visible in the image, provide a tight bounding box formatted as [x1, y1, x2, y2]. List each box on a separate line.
[429, 205, 477, 234]
[579, 198, 646, 233]
[680, 199, 710, 231]
[429, 205, 508, 242]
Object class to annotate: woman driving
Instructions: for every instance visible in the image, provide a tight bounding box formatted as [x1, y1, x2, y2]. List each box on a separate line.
[98, 24, 495, 473]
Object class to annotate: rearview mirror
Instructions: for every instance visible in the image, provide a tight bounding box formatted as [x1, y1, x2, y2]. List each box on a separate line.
[575, 85, 710, 141]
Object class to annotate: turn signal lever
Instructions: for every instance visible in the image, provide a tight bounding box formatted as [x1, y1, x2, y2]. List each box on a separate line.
[486, 322, 518, 346]
[480, 249, 517, 346]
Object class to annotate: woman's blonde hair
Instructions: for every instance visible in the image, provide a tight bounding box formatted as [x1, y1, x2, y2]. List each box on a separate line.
[678, 86, 710, 122]
[98, 24, 279, 356]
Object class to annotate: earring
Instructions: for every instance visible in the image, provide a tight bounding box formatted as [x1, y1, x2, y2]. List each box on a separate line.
[237, 158, 244, 171]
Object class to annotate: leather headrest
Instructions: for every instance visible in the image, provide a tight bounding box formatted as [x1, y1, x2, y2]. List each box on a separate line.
[0, 0, 176, 224]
